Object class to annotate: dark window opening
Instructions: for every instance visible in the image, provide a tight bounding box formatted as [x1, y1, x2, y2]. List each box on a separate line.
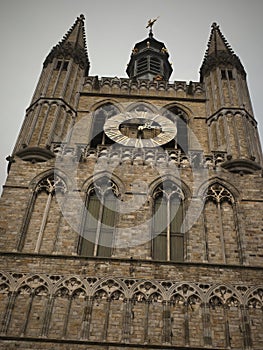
[90, 104, 119, 148]
[177, 116, 188, 153]
[55, 60, 69, 71]
[221, 69, 227, 79]
[228, 70, 234, 80]
[163, 109, 188, 153]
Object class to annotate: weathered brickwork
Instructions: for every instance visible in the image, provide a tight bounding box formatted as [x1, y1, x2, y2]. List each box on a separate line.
[0, 16, 262, 350]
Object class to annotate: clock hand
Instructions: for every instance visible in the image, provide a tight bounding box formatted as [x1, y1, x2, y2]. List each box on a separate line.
[138, 121, 154, 130]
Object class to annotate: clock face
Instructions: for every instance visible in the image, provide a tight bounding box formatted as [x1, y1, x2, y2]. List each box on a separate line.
[103, 111, 177, 148]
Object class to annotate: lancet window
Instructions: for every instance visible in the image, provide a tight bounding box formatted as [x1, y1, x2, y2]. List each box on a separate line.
[18, 175, 66, 253]
[203, 183, 240, 264]
[79, 178, 119, 257]
[152, 180, 184, 261]
[90, 104, 119, 148]
[163, 107, 188, 152]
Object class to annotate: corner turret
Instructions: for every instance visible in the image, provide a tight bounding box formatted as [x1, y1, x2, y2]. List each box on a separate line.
[200, 23, 262, 173]
[13, 15, 90, 160]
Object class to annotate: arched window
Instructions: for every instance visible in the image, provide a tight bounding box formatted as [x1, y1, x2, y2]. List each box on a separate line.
[203, 183, 240, 264]
[163, 108, 188, 152]
[90, 104, 119, 148]
[18, 175, 66, 253]
[152, 181, 184, 261]
[80, 178, 118, 257]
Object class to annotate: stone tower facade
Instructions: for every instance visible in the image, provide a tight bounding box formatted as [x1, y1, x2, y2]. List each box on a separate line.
[0, 15, 263, 350]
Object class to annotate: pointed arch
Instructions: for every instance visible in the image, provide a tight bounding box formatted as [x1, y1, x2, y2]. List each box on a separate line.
[125, 101, 158, 114]
[151, 179, 186, 261]
[17, 172, 67, 253]
[89, 102, 120, 148]
[161, 104, 190, 152]
[78, 176, 119, 257]
[198, 180, 242, 264]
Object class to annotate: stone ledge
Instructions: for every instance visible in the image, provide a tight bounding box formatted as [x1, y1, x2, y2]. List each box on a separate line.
[0, 336, 226, 350]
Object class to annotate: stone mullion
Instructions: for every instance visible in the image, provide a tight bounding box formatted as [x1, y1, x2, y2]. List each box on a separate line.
[52, 190, 67, 254]
[102, 297, 111, 341]
[73, 69, 85, 109]
[31, 64, 50, 102]
[143, 301, 150, 343]
[215, 118, 221, 149]
[16, 191, 37, 252]
[42, 60, 57, 97]
[59, 108, 69, 139]
[217, 202, 226, 264]
[75, 194, 88, 256]
[66, 115, 76, 145]
[62, 294, 73, 338]
[80, 296, 94, 339]
[234, 68, 243, 107]
[223, 305, 231, 348]
[184, 301, 190, 346]
[26, 103, 43, 145]
[60, 60, 73, 99]
[122, 298, 132, 343]
[41, 294, 55, 337]
[14, 109, 33, 152]
[244, 117, 253, 158]
[94, 195, 105, 257]
[167, 197, 171, 261]
[216, 67, 224, 106]
[233, 115, 241, 158]
[46, 103, 62, 146]
[37, 102, 52, 146]
[163, 301, 171, 344]
[226, 72, 234, 105]
[21, 291, 34, 336]
[207, 121, 213, 153]
[35, 192, 53, 253]
[1, 291, 17, 335]
[202, 302, 212, 346]
[223, 112, 231, 154]
[52, 210, 63, 254]
[241, 305, 253, 349]
[202, 204, 209, 262]
[51, 60, 64, 97]
[231, 202, 244, 265]
[67, 65, 80, 105]
[210, 71, 217, 113]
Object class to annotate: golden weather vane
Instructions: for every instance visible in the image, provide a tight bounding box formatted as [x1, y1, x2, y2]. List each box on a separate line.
[146, 16, 160, 32]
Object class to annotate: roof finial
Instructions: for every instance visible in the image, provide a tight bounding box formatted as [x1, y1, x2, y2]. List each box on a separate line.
[146, 16, 159, 37]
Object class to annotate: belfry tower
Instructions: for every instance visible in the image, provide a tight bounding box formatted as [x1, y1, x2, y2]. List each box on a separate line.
[0, 15, 262, 350]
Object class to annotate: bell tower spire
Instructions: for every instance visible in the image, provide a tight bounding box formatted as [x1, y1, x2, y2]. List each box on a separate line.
[200, 23, 262, 173]
[43, 14, 90, 75]
[13, 15, 90, 160]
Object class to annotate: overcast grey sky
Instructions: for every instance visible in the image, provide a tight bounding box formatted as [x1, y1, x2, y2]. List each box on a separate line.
[0, 0, 262, 193]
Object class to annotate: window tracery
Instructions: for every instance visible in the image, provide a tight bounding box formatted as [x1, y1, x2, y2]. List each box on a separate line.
[202, 183, 240, 264]
[79, 177, 119, 257]
[152, 180, 184, 261]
